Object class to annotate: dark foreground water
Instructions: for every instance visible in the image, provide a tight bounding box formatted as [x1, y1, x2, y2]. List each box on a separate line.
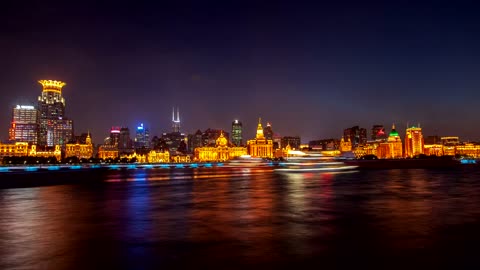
[1, 167, 480, 269]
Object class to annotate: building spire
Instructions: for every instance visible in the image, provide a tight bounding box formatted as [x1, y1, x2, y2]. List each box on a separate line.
[256, 117, 264, 139]
[172, 106, 181, 133]
[86, 130, 92, 145]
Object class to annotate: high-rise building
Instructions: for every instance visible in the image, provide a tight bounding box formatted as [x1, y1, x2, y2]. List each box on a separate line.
[231, 120, 243, 146]
[172, 107, 180, 133]
[263, 122, 273, 141]
[371, 125, 387, 141]
[343, 126, 367, 148]
[118, 127, 134, 155]
[37, 80, 73, 146]
[8, 105, 39, 144]
[247, 118, 274, 158]
[163, 109, 186, 153]
[46, 118, 74, 147]
[135, 123, 150, 149]
[404, 125, 424, 157]
[281, 136, 301, 150]
[110, 127, 121, 146]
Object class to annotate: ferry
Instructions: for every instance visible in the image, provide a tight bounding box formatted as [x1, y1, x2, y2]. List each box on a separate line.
[274, 152, 358, 173]
[224, 155, 271, 167]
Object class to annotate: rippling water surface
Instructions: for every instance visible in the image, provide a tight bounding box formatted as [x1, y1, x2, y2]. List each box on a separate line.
[1, 167, 480, 269]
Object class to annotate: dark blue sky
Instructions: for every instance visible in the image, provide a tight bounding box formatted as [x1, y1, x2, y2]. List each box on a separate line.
[1, 0, 479, 143]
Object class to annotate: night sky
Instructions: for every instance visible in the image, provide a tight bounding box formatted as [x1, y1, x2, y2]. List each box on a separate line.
[2, 1, 480, 144]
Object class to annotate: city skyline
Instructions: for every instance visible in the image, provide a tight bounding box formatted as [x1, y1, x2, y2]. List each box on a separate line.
[2, 2, 480, 142]
[2, 80, 479, 145]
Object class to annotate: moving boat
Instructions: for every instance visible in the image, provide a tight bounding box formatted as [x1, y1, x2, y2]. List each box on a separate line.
[224, 155, 271, 167]
[274, 154, 358, 173]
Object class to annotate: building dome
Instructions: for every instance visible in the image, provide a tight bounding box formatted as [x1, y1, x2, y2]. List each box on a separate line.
[389, 124, 399, 137]
[216, 131, 228, 147]
[389, 130, 399, 137]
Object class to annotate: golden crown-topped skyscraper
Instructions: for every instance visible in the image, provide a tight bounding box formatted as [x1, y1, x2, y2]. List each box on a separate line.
[37, 80, 73, 147]
[247, 118, 273, 158]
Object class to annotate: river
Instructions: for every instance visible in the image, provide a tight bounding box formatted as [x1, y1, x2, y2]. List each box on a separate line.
[1, 167, 479, 269]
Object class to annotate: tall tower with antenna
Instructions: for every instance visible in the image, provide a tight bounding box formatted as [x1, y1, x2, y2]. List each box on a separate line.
[172, 107, 181, 133]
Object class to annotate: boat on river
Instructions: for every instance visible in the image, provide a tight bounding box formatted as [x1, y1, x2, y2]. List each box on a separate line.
[274, 154, 358, 173]
[224, 155, 271, 167]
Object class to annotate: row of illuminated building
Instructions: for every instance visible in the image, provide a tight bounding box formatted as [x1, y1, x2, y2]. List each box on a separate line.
[343, 125, 480, 159]
[95, 119, 296, 162]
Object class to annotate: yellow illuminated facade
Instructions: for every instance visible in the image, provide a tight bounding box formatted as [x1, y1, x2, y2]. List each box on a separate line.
[65, 133, 93, 159]
[340, 137, 352, 152]
[195, 131, 247, 161]
[147, 150, 170, 163]
[30, 145, 62, 161]
[418, 143, 480, 157]
[0, 142, 61, 161]
[0, 142, 29, 158]
[247, 118, 274, 158]
[405, 126, 424, 157]
[441, 137, 459, 156]
[455, 143, 480, 158]
[443, 146, 456, 156]
[172, 155, 191, 163]
[98, 145, 119, 159]
[353, 142, 380, 158]
[424, 144, 443, 156]
[376, 124, 403, 159]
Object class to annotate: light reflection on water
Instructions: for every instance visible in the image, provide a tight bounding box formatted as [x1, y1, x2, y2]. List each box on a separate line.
[1, 168, 480, 268]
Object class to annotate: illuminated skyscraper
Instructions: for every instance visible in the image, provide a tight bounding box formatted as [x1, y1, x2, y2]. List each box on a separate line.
[405, 125, 424, 157]
[231, 120, 243, 146]
[37, 80, 73, 146]
[163, 108, 186, 153]
[172, 107, 180, 133]
[8, 105, 39, 144]
[110, 127, 121, 146]
[135, 123, 150, 149]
